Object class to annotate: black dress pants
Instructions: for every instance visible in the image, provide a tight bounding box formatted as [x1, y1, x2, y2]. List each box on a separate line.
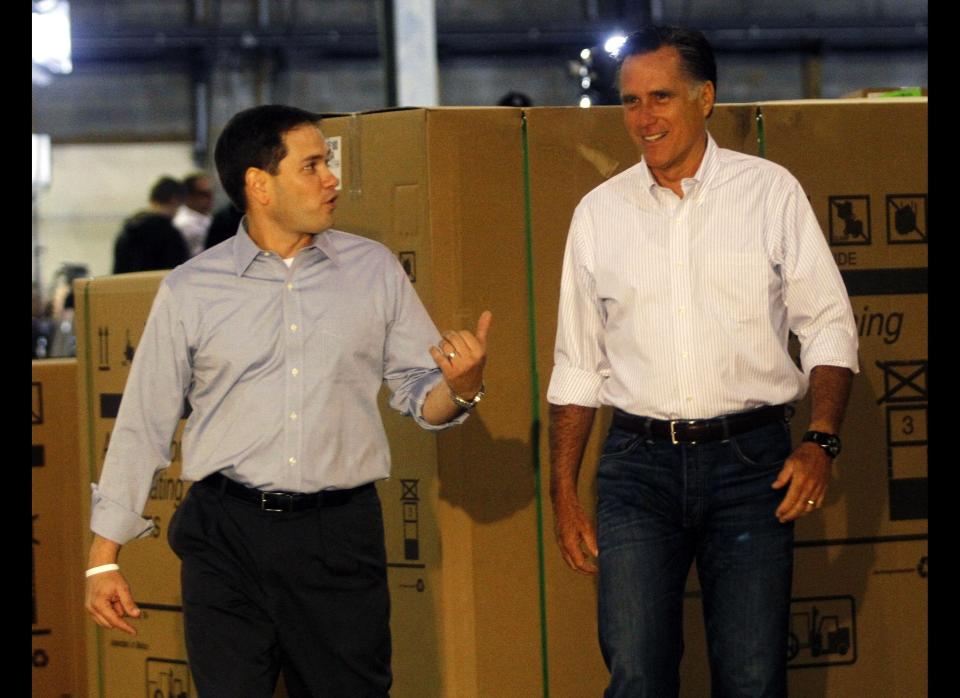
[168, 476, 391, 698]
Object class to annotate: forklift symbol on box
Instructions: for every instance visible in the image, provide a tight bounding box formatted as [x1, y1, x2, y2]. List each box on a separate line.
[787, 595, 856, 669]
[146, 657, 191, 698]
[828, 195, 871, 246]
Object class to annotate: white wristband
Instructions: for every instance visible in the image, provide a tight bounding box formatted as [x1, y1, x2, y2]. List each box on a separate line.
[85, 563, 120, 578]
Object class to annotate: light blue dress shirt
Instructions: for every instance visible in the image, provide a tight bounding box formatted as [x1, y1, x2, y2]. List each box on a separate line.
[91, 224, 462, 544]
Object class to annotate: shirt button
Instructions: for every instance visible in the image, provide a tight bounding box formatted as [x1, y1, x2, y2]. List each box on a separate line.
[686, 396, 693, 402]
[291, 368, 299, 376]
[679, 307, 685, 314]
[263, 252, 271, 257]
[290, 412, 298, 420]
[287, 283, 294, 290]
[289, 457, 297, 465]
[290, 324, 298, 332]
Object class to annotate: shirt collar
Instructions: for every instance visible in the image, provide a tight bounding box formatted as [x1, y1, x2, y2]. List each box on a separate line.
[639, 131, 719, 199]
[232, 218, 341, 276]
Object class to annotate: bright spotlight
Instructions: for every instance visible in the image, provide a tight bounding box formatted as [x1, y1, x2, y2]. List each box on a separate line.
[604, 34, 627, 57]
[32, 0, 73, 76]
[579, 95, 592, 109]
[580, 48, 591, 61]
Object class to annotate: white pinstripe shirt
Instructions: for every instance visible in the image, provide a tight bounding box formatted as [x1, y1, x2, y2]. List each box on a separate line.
[547, 133, 859, 420]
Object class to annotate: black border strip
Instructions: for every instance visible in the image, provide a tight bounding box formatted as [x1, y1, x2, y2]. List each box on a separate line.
[840, 268, 927, 296]
[795, 533, 927, 548]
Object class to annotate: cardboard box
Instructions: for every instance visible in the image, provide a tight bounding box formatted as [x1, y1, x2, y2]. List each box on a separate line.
[32, 358, 87, 697]
[324, 107, 543, 698]
[524, 104, 764, 697]
[74, 272, 193, 698]
[70, 101, 927, 697]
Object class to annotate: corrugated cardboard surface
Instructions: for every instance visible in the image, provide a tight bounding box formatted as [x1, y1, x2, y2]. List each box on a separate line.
[67, 101, 926, 697]
[523, 102, 926, 696]
[74, 272, 194, 698]
[32, 358, 87, 697]
[326, 107, 543, 698]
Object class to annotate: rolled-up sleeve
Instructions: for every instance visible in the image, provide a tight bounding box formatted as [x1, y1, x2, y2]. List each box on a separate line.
[547, 207, 609, 407]
[90, 282, 192, 544]
[776, 181, 860, 375]
[381, 258, 468, 430]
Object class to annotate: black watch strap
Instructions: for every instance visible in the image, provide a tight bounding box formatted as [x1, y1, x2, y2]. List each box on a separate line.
[802, 430, 841, 458]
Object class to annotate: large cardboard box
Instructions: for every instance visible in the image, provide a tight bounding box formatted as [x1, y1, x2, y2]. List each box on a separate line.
[760, 98, 928, 696]
[524, 104, 763, 697]
[74, 272, 194, 698]
[325, 107, 544, 698]
[32, 358, 87, 697]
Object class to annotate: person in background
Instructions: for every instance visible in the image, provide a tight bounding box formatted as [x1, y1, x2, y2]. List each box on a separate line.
[84, 104, 492, 697]
[203, 201, 245, 249]
[112, 176, 189, 274]
[173, 171, 215, 257]
[547, 26, 858, 697]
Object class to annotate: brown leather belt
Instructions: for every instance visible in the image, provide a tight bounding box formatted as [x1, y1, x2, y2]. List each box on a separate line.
[611, 404, 791, 445]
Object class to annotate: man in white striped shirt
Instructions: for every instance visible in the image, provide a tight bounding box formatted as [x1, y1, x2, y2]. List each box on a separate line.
[547, 26, 858, 698]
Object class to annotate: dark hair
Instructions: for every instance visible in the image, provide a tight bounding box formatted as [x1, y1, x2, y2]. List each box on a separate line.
[182, 171, 210, 196]
[149, 176, 187, 205]
[214, 104, 322, 211]
[617, 25, 717, 95]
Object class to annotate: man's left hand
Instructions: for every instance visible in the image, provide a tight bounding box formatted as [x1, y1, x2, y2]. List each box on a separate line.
[428, 310, 492, 400]
[771, 442, 833, 523]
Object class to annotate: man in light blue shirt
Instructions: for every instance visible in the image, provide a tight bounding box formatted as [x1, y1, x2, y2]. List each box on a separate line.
[84, 104, 492, 697]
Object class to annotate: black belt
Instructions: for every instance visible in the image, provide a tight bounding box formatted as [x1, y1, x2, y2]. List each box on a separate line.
[611, 404, 791, 445]
[200, 471, 373, 512]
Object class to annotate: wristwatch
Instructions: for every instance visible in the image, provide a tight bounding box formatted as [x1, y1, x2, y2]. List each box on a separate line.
[450, 384, 485, 411]
[802, 431, 841, 459]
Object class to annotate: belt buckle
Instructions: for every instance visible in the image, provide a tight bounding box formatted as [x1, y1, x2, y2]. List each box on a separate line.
[670, 419, 697, 445]
[260, 491, 293, 512]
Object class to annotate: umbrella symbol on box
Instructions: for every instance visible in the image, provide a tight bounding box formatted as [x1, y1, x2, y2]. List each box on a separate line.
[886, 194, 927, 244]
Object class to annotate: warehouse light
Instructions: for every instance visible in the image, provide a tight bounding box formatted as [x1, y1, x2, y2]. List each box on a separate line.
[579, 95, 592, 109]
[604, 34, 627, 57]
[32, 134, 52, 192]
[32, 0, 73, 77]
[580, 48, 591, 61]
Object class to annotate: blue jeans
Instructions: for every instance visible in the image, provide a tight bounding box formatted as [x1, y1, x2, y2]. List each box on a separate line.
[596, 416, 794, 698]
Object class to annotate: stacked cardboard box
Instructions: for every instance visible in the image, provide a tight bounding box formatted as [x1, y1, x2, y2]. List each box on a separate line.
[32, 358, 87, 697]
[761, 98, 928, 696]
[70, 99, 926, 697]
[74, 272, 194, 698]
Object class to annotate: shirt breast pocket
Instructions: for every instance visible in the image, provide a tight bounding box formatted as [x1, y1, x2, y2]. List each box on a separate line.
[699, 252, 770, 324]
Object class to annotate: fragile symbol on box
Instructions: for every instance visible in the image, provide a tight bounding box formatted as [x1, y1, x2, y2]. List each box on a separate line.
[400, 479, 420, 560]
[828, 195, 871, 246]
[787, 595, 857, 669]
[146, 657, 192, 698]
[886, 194, 927, 245]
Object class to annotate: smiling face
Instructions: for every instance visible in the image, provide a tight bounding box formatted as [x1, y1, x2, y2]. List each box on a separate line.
[264, 123, 340, 236]
[619, 46, 715, 191]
